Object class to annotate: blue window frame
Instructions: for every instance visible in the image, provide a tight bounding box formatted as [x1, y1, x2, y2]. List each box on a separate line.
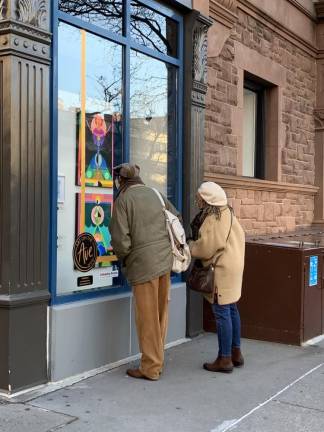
[50, 0, 184, 305]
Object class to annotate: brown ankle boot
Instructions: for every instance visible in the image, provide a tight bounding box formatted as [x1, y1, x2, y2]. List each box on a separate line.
[203, 356, 233, 373]
[232, 347, 244, 367]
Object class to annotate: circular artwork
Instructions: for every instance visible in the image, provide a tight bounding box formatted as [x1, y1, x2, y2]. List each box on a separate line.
[73, 233, 98, 272]
[91, 205, 105, 226]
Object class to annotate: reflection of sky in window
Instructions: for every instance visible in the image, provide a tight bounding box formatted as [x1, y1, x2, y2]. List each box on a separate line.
[130, 51, 173, 118]
[58, 23, 176, 118]
[58, 24, 81, 100]
[58, 23, 122, 113]
[58, 91, 116, 114]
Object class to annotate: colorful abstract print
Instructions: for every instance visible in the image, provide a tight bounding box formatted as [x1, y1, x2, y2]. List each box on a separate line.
[76, 113, 113, 188]
[77, 193, 116, 266]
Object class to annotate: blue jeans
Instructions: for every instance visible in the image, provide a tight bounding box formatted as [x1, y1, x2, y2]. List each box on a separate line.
[211, 302, 241, 357]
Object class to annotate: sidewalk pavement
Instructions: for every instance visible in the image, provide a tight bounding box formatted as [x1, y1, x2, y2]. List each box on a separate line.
[0, 333, 323, 432]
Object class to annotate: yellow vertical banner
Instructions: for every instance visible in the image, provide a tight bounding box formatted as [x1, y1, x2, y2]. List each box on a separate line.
[80, 30, 86, 234]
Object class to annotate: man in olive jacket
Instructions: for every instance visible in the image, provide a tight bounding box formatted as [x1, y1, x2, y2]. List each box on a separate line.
[109, 163, 179, 381]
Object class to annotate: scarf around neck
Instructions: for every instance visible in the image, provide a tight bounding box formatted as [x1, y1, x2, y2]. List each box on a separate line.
[116, 176, 145, 198]
[190, 205, 230, 241]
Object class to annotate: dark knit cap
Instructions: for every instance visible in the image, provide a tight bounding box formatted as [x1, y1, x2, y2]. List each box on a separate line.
[113, 163, 140, 179]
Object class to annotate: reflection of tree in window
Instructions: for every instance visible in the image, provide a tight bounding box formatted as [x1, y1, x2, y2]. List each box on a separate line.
[92, 47, 145, 113]
[59, 0, 177, 57]
[130, 53, 177, 193]
[59, 0, 123, 33]
[89, 42, 122, 110]
[130, 1, 177, 56]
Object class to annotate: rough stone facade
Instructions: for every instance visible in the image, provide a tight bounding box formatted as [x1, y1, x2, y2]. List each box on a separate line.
[205, 4, 317, 235]
[205, 38, 238, 176]
[226, 188, 314, 234]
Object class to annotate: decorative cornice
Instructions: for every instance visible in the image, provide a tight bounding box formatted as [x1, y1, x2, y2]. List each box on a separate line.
[0, 19, 50, 62]
[204, 173, 319, 196]
[209, 0, 238, 29]
[286, 0, 316, 21]
[214, 0, 238, 13]
[0, 19, 50, 41]
[238, 0, 317, 58]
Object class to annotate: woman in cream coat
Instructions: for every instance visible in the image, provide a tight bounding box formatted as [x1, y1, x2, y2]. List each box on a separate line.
[189, 182, 245, 373]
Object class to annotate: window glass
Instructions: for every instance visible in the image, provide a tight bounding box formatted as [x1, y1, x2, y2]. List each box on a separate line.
[57, 22, 123, 295]
[130, 1, 178, 57]
[243, 88, 257, 177]
[130, 51, 177, 199]
[59, 0, 123, 34]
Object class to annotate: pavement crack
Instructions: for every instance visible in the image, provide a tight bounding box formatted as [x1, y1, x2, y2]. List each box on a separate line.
[23, 402, 79, 426]
[45, 416, 79, 432]
[26, 402, 79, 422]
[274, 399, 324, 414]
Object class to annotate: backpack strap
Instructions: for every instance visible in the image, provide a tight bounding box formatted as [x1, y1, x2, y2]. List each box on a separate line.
[151, 187, 177, 249]
[152, 188, 166, 209]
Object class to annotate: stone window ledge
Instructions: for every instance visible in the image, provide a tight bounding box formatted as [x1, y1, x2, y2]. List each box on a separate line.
[204, 173, 319, 196]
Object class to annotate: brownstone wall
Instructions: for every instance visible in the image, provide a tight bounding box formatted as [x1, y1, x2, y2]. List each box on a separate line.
[205, 5, 317, 235]
[205, 38, 238, 176]
[235, 10, 316, 185]
[227, 189, 314, 235]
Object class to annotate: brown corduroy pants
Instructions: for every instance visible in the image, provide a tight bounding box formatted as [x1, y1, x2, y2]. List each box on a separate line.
[132, 273, 171, 380]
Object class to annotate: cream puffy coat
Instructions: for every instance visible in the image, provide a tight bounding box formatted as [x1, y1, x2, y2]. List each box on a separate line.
[189, 207, 245, 305]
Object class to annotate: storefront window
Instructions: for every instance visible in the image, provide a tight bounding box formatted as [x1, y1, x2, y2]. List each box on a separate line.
[54, 1, 182, 301]
[130, 51, 177, 196]
[58, 0, 123, 34]
[130, 1, 178, 56]
[57, 22, 123, 295]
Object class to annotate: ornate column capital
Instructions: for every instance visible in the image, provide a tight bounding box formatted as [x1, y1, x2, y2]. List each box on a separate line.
[192, 13, 213, 108]
[0, 0, 51, 63]
[1, 0, 49, 28]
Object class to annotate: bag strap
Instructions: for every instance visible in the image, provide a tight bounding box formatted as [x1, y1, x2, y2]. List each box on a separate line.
[151, 187, 176, 249]
[212, 206, 233, 267]
[151, 187, 166, 209]
[226, 206, 233, 242]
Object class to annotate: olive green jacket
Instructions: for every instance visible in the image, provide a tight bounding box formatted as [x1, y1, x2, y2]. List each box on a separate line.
[109, 185, 179, 285]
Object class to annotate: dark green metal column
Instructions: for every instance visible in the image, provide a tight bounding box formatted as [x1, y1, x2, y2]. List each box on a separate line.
[183, 11, 212, 337]
[0, 0, 51, 393]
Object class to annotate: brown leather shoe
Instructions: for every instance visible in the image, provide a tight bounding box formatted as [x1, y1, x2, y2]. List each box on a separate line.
[232, 347, 244, 367]
[126, 368, 158, 381]
[203, 356, 233, 373]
